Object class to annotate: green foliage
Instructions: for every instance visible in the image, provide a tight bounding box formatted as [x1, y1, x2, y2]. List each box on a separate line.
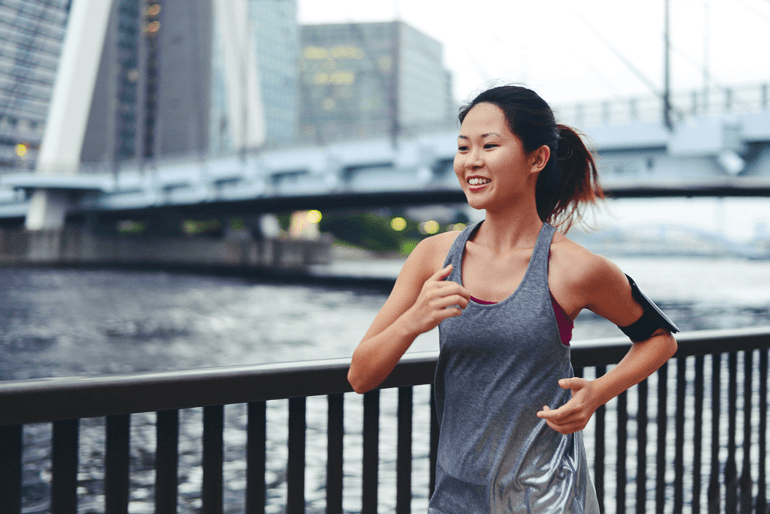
[319, 212, 422, 254]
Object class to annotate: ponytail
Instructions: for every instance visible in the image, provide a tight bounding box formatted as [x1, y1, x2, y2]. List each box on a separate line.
[536, 124, 604, 232]
[459, 85, 605, 233]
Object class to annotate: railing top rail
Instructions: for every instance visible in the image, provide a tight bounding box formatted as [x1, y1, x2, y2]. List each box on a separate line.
[0, 327, 768, 425]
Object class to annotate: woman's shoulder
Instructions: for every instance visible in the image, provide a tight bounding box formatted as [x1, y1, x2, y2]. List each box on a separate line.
[549, 231, 625, 291]
[409, 230, 464, 265]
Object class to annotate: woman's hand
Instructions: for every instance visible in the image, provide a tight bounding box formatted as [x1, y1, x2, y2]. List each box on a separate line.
[402, 264, 471, 336]
[536, 378, 602, 435]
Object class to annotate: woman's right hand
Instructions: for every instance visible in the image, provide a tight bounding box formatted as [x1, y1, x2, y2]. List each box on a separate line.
[402, 264, 471, 336]
[348, 235, 468, 393]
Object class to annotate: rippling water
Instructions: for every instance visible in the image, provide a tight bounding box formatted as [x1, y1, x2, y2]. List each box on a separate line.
[2, 256, 769, 512]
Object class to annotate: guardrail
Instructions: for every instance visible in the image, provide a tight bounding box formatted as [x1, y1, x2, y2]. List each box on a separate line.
[0, 327, 768, 513]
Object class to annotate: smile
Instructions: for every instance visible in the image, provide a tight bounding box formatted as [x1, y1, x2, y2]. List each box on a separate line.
[468, 177, 490, 186]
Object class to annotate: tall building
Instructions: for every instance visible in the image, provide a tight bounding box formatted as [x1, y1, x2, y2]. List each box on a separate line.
[299, 21, 454, 144]
[0, 0, 299, 171]
[0, 0, 70, 170]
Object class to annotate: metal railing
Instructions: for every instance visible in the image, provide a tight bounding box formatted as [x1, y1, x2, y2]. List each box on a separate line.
[0, 327, 768, 513]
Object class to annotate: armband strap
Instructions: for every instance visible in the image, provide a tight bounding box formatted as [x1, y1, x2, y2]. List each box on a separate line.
[619, 274, 679, 342]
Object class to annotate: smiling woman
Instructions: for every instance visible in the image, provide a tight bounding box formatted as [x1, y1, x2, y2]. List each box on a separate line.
[348, 84, 678, 513]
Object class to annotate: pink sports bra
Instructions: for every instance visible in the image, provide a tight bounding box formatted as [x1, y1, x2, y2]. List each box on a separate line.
[469, 293, 574, 346]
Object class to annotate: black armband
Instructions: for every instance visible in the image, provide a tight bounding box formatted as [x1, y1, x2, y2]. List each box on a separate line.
[618, 274, 679, 342]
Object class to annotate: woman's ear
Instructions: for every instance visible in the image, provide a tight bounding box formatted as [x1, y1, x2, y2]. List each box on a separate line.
[529, 145, 551, 174]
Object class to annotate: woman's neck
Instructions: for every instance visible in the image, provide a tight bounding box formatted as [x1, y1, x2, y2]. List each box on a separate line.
[475, 208, 544, 253]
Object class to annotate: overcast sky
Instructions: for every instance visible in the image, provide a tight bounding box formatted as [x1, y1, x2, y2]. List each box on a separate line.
[299, 0, 770, 106]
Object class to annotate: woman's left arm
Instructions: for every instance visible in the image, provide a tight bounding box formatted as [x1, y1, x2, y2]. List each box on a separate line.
[537, 254, 678, 435]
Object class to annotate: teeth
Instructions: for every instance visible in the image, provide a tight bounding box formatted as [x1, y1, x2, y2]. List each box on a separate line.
[468, 177, 490, 185]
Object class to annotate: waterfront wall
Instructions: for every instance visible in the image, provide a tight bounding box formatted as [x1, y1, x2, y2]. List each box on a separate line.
[0, 228, 332, 269]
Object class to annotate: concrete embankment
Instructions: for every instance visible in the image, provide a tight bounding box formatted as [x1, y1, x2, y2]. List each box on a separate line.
[0, 228, 332, 271]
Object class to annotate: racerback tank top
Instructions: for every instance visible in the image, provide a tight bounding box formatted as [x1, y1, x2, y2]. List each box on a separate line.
[430, 221, 599, 513]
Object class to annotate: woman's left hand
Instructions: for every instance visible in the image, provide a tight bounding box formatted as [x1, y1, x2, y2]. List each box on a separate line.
[536, 378, 602, 435]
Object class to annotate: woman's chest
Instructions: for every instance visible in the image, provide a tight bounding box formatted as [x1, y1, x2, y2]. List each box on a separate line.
[461, 245, 533, 303]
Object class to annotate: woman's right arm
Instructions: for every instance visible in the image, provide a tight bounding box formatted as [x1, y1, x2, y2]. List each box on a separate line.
[348, 236, 470, 393]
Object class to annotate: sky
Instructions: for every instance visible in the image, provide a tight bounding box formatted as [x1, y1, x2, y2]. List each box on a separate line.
[298, 0, 770, 107]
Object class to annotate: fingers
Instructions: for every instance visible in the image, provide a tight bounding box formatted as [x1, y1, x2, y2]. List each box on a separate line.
[559, 377, 587, 391]
[430, 264, 454, 282]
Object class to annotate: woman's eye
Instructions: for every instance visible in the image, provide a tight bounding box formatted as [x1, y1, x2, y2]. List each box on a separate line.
[484, 143, 498, 149]
[457, 146, 468, 151]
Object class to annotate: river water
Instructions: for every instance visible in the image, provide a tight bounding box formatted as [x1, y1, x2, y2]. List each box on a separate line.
[3, 254, 770, 513]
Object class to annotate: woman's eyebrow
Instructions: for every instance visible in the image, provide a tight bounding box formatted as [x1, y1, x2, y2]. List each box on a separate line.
[457, 132, 501, 140]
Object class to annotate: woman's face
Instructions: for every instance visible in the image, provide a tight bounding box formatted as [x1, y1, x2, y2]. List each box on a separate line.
[454, 102, 542, 212]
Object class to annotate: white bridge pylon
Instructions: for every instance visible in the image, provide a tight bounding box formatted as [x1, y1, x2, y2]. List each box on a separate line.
[25, 0, 113, 230]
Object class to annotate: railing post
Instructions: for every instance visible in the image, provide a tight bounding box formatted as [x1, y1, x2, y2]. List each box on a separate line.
[429, 384, 439, 499]
[362, 390, 380, 514]
[51, 419, 79, 514]
[595, 365, 607, 513]
[203, 405, 224, 514]
[246, 401, 267, 514]
[0, 424, 22, 514]
[656, 361, 668, 514]
[396, 386, 413, 514]
[636, 378, 648, 514]
[326, 394, 344, 514]
[617, 389, 628, 514]
[757, 348, 768, 513]
[674, 357, 686, 512]
[105, 414, 131, 514]
[287, 397, 306, 514]
[708, 353, 722, 513]
[156, 409, 179, 514]
[739, 352, 753, 513]
[725, 353, 738, 514]
[693, 355, 705, 513]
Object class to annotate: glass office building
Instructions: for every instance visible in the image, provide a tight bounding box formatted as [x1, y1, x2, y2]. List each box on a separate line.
[0, 0, 70, 170]
[299, 21, 454, 144]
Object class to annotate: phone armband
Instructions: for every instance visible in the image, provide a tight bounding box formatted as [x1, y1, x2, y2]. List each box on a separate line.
[619, 274, 679, 342]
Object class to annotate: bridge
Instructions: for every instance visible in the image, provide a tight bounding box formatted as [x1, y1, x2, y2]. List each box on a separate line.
[0, 83, 769, 226]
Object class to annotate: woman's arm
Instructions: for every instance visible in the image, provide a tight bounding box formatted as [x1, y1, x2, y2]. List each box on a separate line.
[348, 235, 470, 394]
[538, 254, 677, 434]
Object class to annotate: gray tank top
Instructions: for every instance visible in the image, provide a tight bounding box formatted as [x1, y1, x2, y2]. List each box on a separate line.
[430, 221, 599, 513]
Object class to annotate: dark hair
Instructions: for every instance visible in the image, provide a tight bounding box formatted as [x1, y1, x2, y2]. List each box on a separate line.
[458, 85, 604, 232]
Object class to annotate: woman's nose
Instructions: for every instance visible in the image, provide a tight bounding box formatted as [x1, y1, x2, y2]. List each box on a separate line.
[466, 148, 483, 168]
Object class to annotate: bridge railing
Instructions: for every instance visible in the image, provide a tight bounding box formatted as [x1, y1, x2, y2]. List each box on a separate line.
[0, 327, 768, 513]
[554, 83, 769, 128]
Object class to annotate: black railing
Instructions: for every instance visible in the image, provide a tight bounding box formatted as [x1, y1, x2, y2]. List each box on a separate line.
[0, 327, 768, 513]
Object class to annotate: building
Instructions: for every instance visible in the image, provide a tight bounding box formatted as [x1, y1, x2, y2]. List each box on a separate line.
[0, 0, 70, 170]
[299, 21, 454, 144]
[0, 0, 299, 172]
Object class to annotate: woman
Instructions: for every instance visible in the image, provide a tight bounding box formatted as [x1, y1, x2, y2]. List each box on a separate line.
[348, 85, 678, 513]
